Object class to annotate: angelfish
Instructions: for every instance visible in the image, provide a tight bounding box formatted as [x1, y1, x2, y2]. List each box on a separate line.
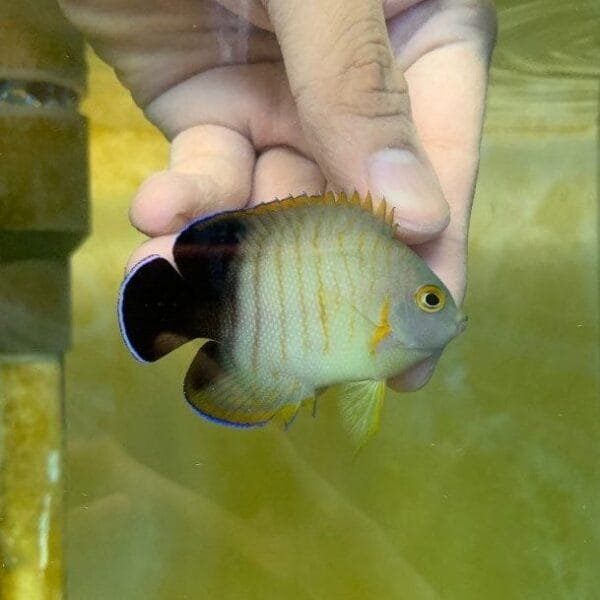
[118, 192, 466, 446]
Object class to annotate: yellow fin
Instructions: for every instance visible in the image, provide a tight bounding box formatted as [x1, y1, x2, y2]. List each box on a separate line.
[241, 192, 394, 230]
[336, 380, 387, 451]
[269, 392, 320, 429]
[387, 201, 395, 226]
[273, 402, 302, 429]
[369, 295, 393, 354]
[185, 341, 298, 427]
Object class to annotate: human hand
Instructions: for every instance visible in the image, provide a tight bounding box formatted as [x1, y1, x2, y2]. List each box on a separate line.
[59, 0, 496, 389]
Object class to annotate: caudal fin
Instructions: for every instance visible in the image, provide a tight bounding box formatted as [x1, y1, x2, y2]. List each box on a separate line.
[118, 255, 198, 362]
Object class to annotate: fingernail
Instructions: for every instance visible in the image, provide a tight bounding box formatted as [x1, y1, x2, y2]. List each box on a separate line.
[367, 149, 449, 234]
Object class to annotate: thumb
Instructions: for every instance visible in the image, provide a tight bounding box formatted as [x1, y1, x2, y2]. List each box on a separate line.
[262, 0, 449, 244]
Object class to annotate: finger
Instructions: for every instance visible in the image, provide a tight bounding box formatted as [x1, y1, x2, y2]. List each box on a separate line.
[396, 3, 496, 300]
[261, 0, 449, 244]
[130, 124, 254, 235]
[125, 234, 177, 273]
[217, 0, 271, 30]
[216, 0, 423, 33]
[413, 232, 466, 306]
[250, 146, 325, 205]
[146, 64, 311, 155]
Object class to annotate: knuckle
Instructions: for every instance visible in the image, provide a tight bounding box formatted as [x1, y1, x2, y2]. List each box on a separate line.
[337, 60, 408, 120]
[293, 17, 409, 122]
[334, 16, 394, 90]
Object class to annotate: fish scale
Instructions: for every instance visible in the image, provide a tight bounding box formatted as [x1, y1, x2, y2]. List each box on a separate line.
[231, 203, 395, 390]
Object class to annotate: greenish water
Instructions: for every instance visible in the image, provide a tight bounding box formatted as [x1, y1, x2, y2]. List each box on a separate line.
[66, 1, 599, 598]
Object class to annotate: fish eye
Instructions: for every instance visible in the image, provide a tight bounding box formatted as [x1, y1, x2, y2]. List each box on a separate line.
[415, 285, 446, 313]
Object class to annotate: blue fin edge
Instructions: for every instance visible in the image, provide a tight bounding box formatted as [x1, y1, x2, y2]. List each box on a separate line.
[183, 393, 272, 429]
[117, 254, 161, 364]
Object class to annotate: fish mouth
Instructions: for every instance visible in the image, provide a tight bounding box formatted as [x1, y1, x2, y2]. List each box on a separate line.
[396, 313, 468, 354]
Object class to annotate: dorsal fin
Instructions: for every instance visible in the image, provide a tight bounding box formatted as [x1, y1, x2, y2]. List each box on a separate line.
[241, 191, 395, 230]
[167, 189, 393, 333]
[362, 192, 373, 213]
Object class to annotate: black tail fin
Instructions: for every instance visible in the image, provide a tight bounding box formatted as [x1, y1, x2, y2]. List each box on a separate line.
[119, 211, 250, 363]
[118, 255, 199, 362]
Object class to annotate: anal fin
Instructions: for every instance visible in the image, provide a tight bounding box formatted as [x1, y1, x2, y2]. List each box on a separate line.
[184, 341, 303, 428]
[273, 402, 303, 429]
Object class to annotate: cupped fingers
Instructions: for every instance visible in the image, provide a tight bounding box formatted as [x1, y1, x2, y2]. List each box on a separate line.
[130, 124, 255, 236]
[261, 0, 450, 245]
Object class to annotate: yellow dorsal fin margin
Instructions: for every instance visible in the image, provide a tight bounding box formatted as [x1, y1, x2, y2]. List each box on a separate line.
[374, 197, 387, 221]
[250, 192, 394, 228]
[387, 202, 395, 226]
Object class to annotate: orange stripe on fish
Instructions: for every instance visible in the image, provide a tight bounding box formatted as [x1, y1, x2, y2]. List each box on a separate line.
[274, 238, 287, 360]
[313, 216, 330, 352]
[337, 229, 357, 338]
[357, 225, 366, 266]
[369, 295, 393, 354]
[251, 253, 261, 371]
[294, 223, 310, 353]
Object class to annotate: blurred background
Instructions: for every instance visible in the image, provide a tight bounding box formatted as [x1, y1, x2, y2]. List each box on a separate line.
[2, 0, 599, 599]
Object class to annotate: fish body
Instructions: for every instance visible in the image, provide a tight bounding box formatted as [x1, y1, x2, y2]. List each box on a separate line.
[119, 193, 465, 444]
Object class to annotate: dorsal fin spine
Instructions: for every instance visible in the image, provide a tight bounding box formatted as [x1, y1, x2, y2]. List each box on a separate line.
[230, 192, 394, 233]
[387, 203, 395, 226]
[374, 198, 385, 221]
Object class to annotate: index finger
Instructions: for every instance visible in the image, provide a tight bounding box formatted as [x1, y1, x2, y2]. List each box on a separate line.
[261, 0, 451, 245]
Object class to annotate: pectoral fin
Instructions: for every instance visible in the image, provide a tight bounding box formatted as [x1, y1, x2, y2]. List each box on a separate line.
[336, 380, 387, 451]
